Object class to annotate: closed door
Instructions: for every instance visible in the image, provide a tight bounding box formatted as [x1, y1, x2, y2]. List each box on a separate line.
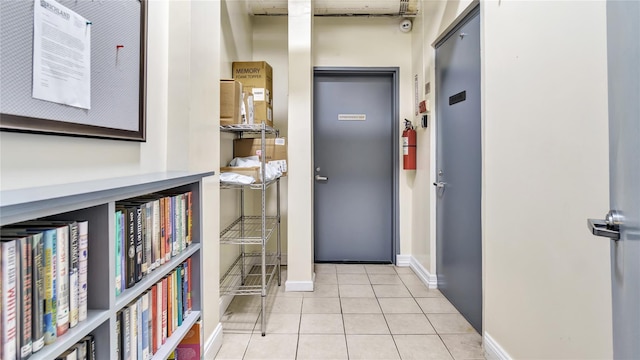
[435, 9, 482, 332]
[314, 71, 394, 263]
[588, 1, 640, 358]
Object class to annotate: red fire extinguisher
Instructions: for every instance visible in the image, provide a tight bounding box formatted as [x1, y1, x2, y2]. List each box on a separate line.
[403, 119, 416, 170]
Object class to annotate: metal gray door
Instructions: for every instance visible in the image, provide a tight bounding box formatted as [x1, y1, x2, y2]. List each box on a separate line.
[588, 1, 640, 358]
[435, 8, 482, 332]
[314, 71, 394, 263]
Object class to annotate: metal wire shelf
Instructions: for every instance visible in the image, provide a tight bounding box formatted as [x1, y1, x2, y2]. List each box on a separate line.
[220, 252, 280, 296]
[220, 216, 278, 245]
[219, 178, 278, 190]
[220, 123, 277, 134]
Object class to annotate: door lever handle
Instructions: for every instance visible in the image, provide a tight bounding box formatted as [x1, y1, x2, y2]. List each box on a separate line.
[588, 210, 622, 241]
[315, 175, 328, 181]
[433, 182, 446, 189]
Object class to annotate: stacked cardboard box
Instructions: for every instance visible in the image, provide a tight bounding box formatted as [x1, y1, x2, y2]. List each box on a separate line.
[220, 79, 242, 125]
[232, 61, 273, 127]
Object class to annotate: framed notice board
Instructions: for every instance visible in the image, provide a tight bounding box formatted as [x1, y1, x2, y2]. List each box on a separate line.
[0, 0, 147, 141]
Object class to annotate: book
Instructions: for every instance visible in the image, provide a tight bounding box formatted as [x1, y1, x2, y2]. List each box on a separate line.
[69, 222, 79, 328]
[152, 199, 161, 270]
[187, 257, 192, 313]
[186, 192, 192, 246]
[43, 228, 57, 345]
[77, 221, 89, 322]
[151, 285, 157, 354]
[115, 210, 122, 296]
[129, 302, 138, 360]
[74, 340, 87, 360]
[119, 211, 126, 293]
[161, 277, 168, 344]
[177, 265, 183, 327]
[56, 224, 70, 337]
[141, 293, 149, 360]
[141, 204, 148, 276]
[136, 297, 142, 360]
[56, 347, 77, 360]
[167, 273, 173, 337]
[17, 235, 33, 359]
[135, 206, 143, 283]
[156, 280, 163, 347]
[159, 198, 166, 265]
[115, 312, 121, 360]
[144, 202, 152, 275]
[31, 232, 45, 353]
[125, 207, 136, 288]
[80, 335, 96, 360]
[174, 321, 201, 360]
[182, 261, 189, 316]
[121, 308, 131, 360]
[2, 239, 18, 360]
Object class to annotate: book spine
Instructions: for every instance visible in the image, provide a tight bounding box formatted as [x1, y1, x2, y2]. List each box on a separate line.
[82, 334, 96, 360]
[141, 205, 148, 277]
[141, 293, 149, 360]
[151, 285, 157, 355]
[161, 277, 168, 344]
[153, 200, 161, 270]
[19, 236, 33, 359]
[115, 211, 122, 296]
[170, 196, 175, 258]
[156, 280, 163, 348]
[187, 257, 192, 312]
[167, 273, 173, 337]
[130, 302, 137, 360]
[182, 262, 188, 316]
[69, 222, 79, 328]
[126, 209, 136, 288]
[77, 221, 88, 322]
[74, 338, 87, 360]
[180, 194, 186, 252]
[56, 225, 70, 336]
[135, 206, 143, 283]
[145, 202, 152, 275]
[187, 192, 192, 246]
[31, 232, 45, 353]
[43, 229, 57, 345]
[136, 297, 142, 360]
[177, 265, 183, 327]
[115, 313, 121, 360]
[122, 308, 131, 360]
[2, 240, 18, 360]
[159, 198, 166, 265]
[119, 212, 126, 292]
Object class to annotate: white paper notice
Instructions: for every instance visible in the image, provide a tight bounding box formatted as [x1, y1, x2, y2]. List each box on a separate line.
[33, 0, 91, 109]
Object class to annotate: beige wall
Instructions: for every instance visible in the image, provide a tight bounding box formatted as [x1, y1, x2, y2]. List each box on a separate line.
[482, 1, 612, 357]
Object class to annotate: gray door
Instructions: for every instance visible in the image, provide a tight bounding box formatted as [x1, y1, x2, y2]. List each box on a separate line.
[589, 1, 640, 358]
[314, 71, 395, 263]
[435, 9, 482, 332]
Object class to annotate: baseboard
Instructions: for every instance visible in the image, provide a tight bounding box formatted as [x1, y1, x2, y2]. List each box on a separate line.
[483, 332, 512, 360]
[219, 294, 234, 319]
[396, 254, 411, 267]
[203, 322, 224, 360]
[285, 272, 315, 292]
[407, 255, 438, 289]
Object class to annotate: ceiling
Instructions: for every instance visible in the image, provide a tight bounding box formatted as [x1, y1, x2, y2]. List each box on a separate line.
[247, 0, 419, 17]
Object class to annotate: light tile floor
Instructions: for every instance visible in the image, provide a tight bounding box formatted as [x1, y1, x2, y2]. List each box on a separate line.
[215, 264, 485, 360]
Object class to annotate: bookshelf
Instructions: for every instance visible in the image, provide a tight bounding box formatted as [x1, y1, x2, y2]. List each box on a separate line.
[0, 171, 212, 359]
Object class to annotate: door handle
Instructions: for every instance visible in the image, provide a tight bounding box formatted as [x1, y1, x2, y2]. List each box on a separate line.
[315, 175, 328, 181]
[587, 210, 622, 241]
[433, 182, 446, 189]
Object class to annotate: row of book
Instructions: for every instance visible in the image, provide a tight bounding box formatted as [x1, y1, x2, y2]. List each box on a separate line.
[115, 191, 193, 296]
[1, 221, 89, 360]
[116, 257, 194, 360]
[55, 334, 96, 360]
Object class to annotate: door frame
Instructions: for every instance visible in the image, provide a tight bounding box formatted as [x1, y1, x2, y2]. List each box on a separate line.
[313, 67, 400, 263]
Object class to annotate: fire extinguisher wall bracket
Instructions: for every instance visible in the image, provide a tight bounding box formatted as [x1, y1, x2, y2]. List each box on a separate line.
[402, 119, 417, 170]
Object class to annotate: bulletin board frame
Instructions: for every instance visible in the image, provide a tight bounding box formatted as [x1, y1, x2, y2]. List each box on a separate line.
[0, 0, 148, 142]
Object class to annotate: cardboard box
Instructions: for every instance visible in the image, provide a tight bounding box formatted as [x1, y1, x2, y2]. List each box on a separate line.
[220, 79, 242, 125]
[233, 138, 287, 176]
[232, 61, 273, 127]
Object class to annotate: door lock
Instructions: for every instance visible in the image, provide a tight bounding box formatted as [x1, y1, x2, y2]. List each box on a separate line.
[433, 182, 446, 189]
[315, 175, 328, 181]
[587, 210, 622, 241]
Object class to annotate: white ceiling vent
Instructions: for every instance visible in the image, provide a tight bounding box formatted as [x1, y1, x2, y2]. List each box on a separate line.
[248, 0, 419, 17]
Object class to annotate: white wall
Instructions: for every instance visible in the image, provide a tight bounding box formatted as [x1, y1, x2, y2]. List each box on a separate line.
[482, 1, 612, 357]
